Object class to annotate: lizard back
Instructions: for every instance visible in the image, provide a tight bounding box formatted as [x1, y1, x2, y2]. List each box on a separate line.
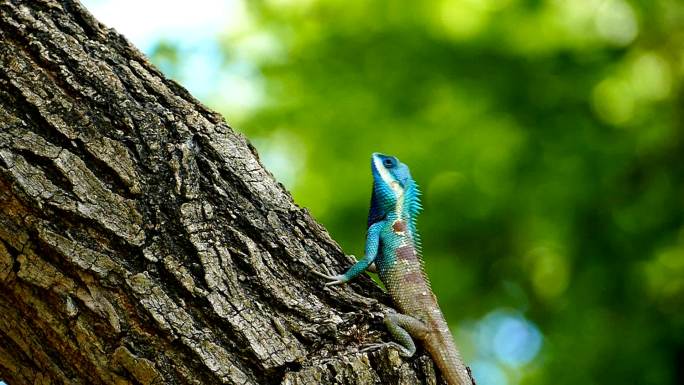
[377, 217, 434, 319]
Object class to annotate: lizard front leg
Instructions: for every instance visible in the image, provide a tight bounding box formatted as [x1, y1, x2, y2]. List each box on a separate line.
[312, 221, 383, 285]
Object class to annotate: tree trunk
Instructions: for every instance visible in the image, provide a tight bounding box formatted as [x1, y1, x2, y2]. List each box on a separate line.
[0, 1, 443, 384]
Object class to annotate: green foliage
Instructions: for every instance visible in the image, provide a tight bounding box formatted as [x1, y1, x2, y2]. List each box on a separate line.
[152, 0, 683, 383]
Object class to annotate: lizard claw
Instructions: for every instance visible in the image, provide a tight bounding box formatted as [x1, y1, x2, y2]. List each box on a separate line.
[324, 276, 348, 286]
[361, 342, 413, 357]
[360, 342, 405, 355]
[311, 266, 348, 286]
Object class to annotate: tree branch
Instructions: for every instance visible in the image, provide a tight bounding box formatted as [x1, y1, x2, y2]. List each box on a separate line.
[0, 1, 444, 384]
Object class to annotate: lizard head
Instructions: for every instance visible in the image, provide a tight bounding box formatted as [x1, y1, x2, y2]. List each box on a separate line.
[367, 153, 415, 226]
[371, 152, 411, 194]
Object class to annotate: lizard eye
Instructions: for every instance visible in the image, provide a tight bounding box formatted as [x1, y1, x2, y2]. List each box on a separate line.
[383, 158, 396, 168]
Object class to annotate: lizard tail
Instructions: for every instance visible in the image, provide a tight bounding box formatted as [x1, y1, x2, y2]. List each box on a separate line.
[424, 327, 474, 385]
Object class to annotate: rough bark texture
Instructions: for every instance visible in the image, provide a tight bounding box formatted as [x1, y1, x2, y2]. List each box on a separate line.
[0, 1, 446, 384]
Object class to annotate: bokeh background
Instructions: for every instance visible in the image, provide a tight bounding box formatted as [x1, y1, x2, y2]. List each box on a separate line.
[68, 1, 684, 384]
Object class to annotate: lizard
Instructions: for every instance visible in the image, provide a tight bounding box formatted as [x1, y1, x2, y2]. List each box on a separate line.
[314, 152, 474, 385]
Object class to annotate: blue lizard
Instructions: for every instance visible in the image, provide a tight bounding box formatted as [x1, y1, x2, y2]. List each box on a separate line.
[314, 153, 474, 385]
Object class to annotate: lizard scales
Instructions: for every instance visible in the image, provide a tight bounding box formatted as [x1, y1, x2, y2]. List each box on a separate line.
[315, 153, 473, 385]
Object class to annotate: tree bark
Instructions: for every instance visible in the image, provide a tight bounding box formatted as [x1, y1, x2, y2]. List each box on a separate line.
[0, 1, 444, 384]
